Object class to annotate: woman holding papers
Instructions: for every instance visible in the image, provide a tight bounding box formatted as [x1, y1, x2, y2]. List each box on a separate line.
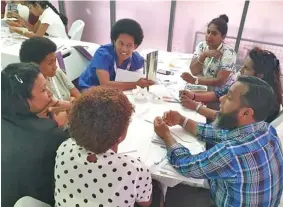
[79, 18, 154, 91]
[55, 87, 160, 207]
[182, 14, 236, 89]
[8, 1, 68, 38]
[180, 48, 283, 123]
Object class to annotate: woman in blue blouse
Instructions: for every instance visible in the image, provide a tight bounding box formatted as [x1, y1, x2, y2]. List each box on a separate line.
[79, 19, 154, 91]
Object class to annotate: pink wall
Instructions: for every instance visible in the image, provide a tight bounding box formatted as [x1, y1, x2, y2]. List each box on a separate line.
[64, 1, 111, 44]
[50, 0, 59, 10]
[116, 1, 171, 51]
[172, 1, 244, 53]
[64, 1, 283, 53]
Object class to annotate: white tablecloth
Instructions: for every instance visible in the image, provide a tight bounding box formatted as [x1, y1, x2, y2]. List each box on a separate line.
[1, 26, 99, 69]
[1, 27, 208, 192]
[118, 51, 208, 194]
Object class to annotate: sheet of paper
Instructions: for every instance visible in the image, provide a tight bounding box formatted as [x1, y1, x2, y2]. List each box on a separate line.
[115, 69, 145, 82]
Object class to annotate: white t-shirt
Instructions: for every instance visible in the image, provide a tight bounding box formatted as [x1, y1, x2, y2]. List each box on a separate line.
[39, 7, 68, 38]
[55, 138, 152, 207]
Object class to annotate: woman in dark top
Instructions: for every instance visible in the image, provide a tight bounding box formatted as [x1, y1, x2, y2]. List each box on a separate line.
[1, 63, 68, 207]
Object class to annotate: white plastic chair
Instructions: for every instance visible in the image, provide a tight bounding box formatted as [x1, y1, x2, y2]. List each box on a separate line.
[68, 20, 85, 41]
[57, 44, 100, 81]
[14, 196, 51, 207]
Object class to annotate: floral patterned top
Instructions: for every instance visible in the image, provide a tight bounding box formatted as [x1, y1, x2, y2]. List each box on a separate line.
[192, 41, 237, 78]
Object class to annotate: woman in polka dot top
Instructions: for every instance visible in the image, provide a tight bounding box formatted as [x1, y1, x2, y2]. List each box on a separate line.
[54, 87, 153, 207]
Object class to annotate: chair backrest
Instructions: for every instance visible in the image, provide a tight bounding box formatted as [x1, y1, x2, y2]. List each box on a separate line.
[14, 196, 51, 207]
[68, 20, 85, 41]
[57, 44, 100, 81]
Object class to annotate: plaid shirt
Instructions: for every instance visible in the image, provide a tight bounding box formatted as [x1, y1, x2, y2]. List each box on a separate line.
[167, 122, 283, 207]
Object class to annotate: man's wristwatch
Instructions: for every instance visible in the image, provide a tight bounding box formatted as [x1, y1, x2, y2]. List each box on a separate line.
[194, 77, 199, 85]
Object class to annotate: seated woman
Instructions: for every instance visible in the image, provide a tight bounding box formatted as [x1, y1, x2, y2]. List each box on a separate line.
[20, 37, 80, 111]
[4, 1, 29, 21]
[5, 1, 39, 27]
[79, 18, 154, 91]
[8, 1, 68, 38]
[55, 87, 153, 206]
[181, 48, 283, 123]
[1, 63, 68, 207]
[182, 14, 236, 89]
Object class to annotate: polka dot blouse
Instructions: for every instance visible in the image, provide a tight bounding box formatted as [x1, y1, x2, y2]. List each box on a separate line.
[54, 138, 152, 207]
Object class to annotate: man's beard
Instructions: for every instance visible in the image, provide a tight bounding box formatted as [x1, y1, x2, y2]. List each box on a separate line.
[213, 110, 239, 130]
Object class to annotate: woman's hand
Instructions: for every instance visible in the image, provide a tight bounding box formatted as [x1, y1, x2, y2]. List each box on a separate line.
[48, 100, 73, 114]
[181, 72, 196, 84]
[179, 90, 195, 99]
[162, 110, 184, 127]
[7, 20, 23, 27]
[180, 95, 198, 110]
[203, 50, 222, 60]
[7, 11, 20, 19]
[8, 26, 18, 33]
[136, 78, 154, 88]
[50, 111, 69, 127]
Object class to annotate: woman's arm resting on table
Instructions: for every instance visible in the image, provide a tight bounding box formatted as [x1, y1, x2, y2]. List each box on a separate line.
[24, 23, 48, 38]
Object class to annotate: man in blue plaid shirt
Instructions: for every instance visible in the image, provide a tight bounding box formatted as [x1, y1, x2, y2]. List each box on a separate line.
[154, 76, 283, 206]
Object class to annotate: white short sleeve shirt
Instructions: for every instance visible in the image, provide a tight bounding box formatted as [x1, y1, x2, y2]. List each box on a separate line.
[192, 41, 237, 78]
[39, 7, 68, 38]
[54, 139, 152, 207]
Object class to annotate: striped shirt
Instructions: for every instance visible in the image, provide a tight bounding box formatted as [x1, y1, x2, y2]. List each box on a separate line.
[167, 121, 283, 206]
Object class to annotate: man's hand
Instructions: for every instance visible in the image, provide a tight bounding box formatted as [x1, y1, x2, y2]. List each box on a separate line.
[136, 78, 154, 88]
[154, 117, 177, 146]
[180, 95, 198, 110]
[181, 72, 196, 84]
[162, 110, 184, 127]
[154, 116, 171, 139]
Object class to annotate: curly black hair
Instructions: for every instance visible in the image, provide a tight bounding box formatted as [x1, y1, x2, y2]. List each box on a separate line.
[20, 37, 57, 64]
[111, 18, 144, 46]
[69, 87, 134, 154]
